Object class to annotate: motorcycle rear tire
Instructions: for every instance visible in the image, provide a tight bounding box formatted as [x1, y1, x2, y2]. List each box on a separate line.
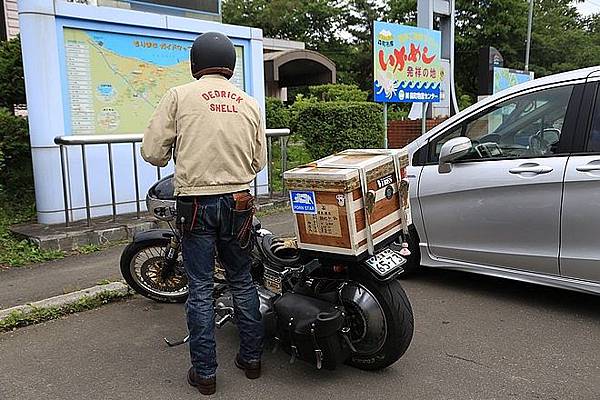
[120, 239, 188, 304]
[344, 277, 414, 371]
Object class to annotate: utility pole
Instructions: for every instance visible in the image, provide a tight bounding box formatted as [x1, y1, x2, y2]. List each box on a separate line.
[524, 0, 534, 71]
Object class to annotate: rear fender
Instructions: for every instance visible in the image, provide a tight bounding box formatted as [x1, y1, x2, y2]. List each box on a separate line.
[131, 229, 175, 244]
[356, 264, 404, 282]
[344, 259, 404, 283]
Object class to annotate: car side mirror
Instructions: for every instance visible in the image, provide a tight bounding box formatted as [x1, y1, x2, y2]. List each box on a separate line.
[438, 137, 472, 173]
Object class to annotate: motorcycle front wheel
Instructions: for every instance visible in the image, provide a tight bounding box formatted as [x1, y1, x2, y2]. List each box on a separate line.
[341, 277, 414, 370]
[120, 239, 188, 303]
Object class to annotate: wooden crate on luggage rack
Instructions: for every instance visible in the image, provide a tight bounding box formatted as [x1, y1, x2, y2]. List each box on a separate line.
[283, 149, 411, 261]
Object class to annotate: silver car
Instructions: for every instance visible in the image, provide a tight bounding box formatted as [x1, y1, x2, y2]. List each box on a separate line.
[403, 66, 600, 295]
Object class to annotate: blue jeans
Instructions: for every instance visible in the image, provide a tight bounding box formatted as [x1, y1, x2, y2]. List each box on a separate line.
[181, 194, 263, 379]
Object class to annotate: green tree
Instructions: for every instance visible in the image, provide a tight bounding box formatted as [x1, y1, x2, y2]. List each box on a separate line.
[527, 0, 598, 75]
[223, 0, 600, 100]
[453, 0, 600, 98]
[223, 0, 347, 49]
[454, 0, 529, 98]
[323, 0, 417, 92]
[0, 108, 31, 194]
[0, 36, 26, 111]
[223, 0, 355, 85]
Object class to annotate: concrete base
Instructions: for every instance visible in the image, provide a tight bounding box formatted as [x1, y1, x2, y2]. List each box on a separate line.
[10, 213, 159, 251]
[10, 195, 289, 251]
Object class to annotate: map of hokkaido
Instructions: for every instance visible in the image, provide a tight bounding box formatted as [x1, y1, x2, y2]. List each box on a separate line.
[63, 28, 244, 135]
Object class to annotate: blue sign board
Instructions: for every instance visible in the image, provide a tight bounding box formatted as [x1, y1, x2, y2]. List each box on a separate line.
[493, 67, 535, 94]
[290, 191, 317, 215]
[373, 21, 442, 103]
[19, 0, 266, 224]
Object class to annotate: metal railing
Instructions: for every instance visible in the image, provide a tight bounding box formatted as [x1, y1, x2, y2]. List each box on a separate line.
[266, 128, 291, 196]
[54, 128, 291, 227]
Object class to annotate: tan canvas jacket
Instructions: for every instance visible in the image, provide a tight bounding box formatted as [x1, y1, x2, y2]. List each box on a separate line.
[141, 75, 267, 196]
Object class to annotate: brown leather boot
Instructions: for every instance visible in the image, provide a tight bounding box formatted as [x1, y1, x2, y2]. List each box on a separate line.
[187, 367, 216, 395]
[234, 354, 261, 379]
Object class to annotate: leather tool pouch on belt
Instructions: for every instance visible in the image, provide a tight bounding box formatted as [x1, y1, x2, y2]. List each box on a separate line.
[232, 191, 255, 249]
[176, 197, 197, 234]
[273, 292, 348, 370]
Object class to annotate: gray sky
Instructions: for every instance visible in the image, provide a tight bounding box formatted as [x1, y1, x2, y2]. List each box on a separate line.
[575, 0, 600, 16]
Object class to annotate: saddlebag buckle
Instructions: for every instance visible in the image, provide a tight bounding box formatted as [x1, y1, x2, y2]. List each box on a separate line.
[311, 324, 323, 370]
[314, 349, 323, 370]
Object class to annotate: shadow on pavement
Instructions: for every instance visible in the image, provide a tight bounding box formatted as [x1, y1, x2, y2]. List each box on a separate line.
[408, 266, 600, 318]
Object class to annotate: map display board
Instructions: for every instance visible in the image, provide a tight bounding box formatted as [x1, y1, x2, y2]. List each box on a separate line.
[63, 28, 245, 134]
[373, 21, 442, 103]
[493, 67, 534, 94]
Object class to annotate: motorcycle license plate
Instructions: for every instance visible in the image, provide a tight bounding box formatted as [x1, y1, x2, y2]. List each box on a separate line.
[364, 248, 407, 277]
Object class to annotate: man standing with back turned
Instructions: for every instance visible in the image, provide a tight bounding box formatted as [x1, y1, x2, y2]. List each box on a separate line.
[141, 32, 267, 396]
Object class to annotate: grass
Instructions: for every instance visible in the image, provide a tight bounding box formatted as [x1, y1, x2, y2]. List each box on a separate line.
[269, 135, 313, 193]
[0, 192, 131, 268]
[256, 204, 291, 218]
[0, 289, 130, 332]
[0, 193, 65, 268]
[75, 243, 102, 255]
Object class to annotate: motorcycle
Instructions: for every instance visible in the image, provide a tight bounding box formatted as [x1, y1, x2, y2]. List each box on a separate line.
[120, 175, 414, 371]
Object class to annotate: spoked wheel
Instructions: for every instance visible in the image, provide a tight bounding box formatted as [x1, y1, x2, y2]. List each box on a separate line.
[120, 239, 188, 303]
[341, 277, 414, 370]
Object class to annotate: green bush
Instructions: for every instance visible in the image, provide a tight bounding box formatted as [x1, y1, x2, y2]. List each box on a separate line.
[0, 36, 26, 110]
[387, 103, 410, 121]
[0, 107, 32, 195]
[288, 95, 319, 132]
[265, 97, 290, 128]
[293, 101, 384, 160]
[308, 84, 368, 102]
[459, 94, 475, 111]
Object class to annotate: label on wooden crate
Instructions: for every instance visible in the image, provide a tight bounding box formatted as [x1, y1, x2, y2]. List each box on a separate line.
[376, 174, 394, 189]
[304, 205, 342, 237]
[290, 190, 317, 214]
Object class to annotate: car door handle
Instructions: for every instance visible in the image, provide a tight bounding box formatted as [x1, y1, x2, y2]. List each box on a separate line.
[509, 166, 553, 175]
[576, 165, 600, 172]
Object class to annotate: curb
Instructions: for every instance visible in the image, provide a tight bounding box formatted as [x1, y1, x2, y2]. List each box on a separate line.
[0, 282, 130, 321]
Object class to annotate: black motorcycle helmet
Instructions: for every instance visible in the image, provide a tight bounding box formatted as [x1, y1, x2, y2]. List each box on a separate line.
[190, 32, 236, 80]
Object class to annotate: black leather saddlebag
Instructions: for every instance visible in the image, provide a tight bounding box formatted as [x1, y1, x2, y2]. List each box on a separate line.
[273, 292, 348, 370]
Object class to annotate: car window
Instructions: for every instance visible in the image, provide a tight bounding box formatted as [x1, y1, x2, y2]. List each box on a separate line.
[461, 85, 573, 161]
[428, 85, 573, 164]
[586, 89, 600, 152]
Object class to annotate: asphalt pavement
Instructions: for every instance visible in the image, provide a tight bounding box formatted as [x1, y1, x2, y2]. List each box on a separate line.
[0, 245, 126, 309]
[1, 210, 600, 399]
